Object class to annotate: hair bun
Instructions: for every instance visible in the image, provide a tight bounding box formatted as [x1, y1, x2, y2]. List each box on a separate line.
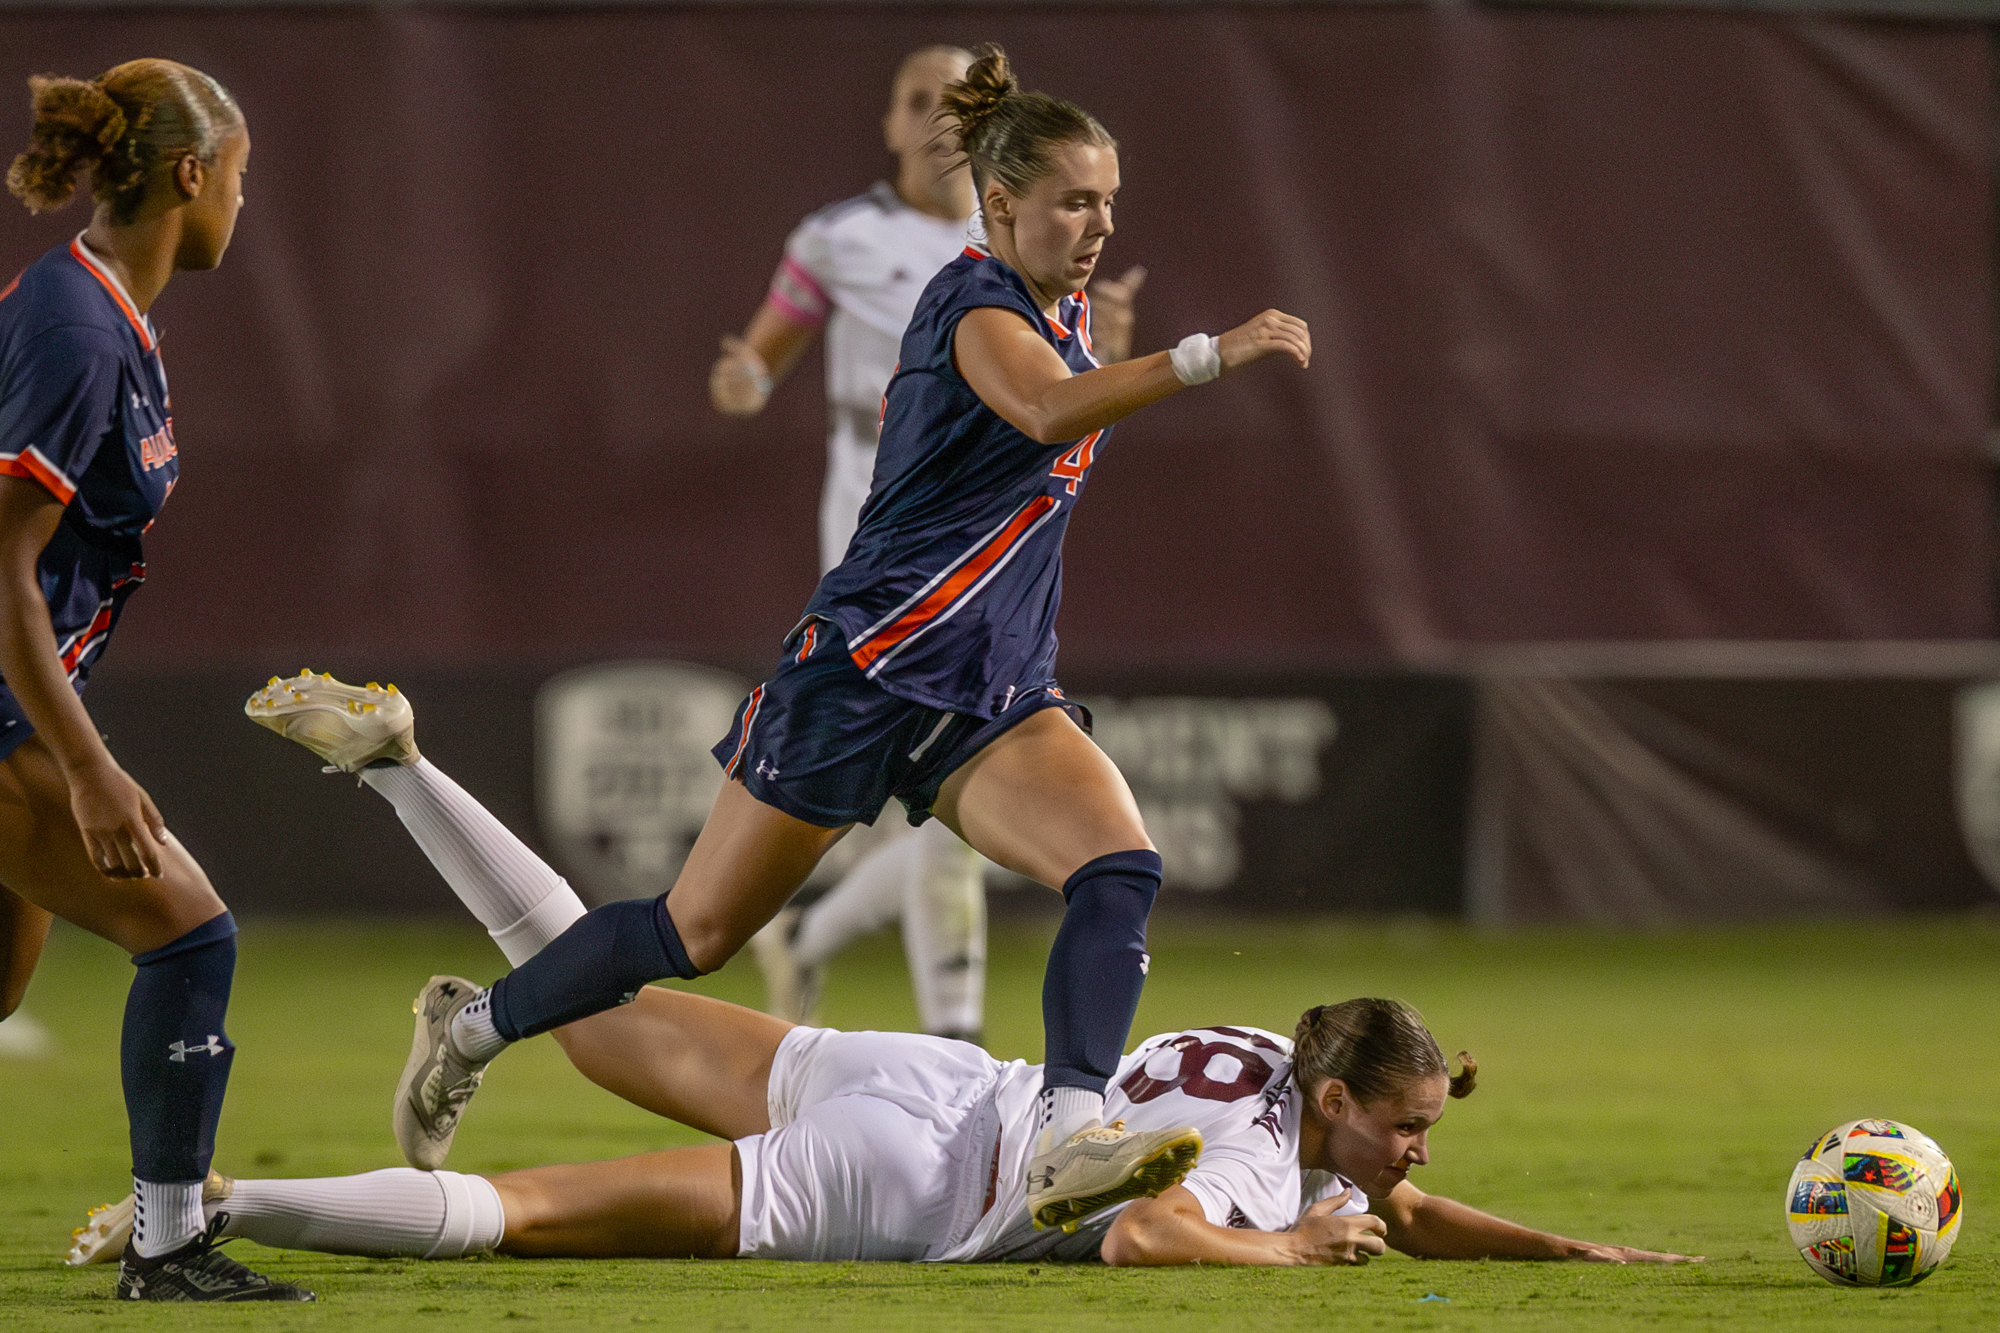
[7, 75, 127, 214]
[941, 43, 1018, 145]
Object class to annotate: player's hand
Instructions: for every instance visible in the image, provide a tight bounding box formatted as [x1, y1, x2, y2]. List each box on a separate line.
[1086, 265, 1146, 364]
[710, 335, 773, 417]
[68, 757, 168, 879]
[1217, 309, 1310, 373]
[1562, 1239, 1703, 1264]
[1289, 1190, 1388, 1266]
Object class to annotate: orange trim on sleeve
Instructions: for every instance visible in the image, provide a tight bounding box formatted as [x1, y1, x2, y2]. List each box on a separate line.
[0, 448, 78, 504]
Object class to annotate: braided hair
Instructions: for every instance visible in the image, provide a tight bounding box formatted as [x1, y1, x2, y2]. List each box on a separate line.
[9, 59, 240, 221]
[937, 44, 1114, 199]
[1293, 998, 1478, 1105]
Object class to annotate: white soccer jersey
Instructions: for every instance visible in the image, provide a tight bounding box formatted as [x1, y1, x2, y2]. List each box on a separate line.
[766, 183, 969, 571]
[733, 1024, 1365, 1264]
[945, 1025, 1365, 1262]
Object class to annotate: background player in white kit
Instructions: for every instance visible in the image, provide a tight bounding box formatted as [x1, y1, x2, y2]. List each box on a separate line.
[72, 676, 1692, 1271]
[708, 46, 1147, 1042]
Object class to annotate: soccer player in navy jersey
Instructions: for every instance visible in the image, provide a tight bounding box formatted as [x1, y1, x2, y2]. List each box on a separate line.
[263, 45, 1308, 1235]
[0, 62, 311, 1301]
[711, 45, 1150, 1048]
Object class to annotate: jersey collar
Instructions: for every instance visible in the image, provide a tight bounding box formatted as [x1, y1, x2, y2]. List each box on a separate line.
[68, 233, 157, 353]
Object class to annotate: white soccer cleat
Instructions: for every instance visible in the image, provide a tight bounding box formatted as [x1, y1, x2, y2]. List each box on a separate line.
[244, 670, 419, 773]
[748, 907, 823, 1024]
[1026, 1119, 1203, 1233]
[66, 1170, 233, 1267]
[395, 976, 491, 1171]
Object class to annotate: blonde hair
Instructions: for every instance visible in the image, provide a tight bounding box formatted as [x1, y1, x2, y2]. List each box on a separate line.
[9, 59, 240, 220]
[1293, 998, 1477, 1104]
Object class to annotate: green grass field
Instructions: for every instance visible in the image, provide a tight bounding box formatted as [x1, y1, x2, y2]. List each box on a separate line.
[2, 913, 1996, 1331]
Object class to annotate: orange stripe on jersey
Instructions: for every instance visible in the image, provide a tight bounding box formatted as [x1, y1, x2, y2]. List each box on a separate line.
[849, 494, 1059, 673]
[0, 270, 21, 303]
[68, 237, 154, 351]
[60, 604, 115, 673]
[1074, 292, 1093, 355]
[2, 447, 78, 504]
[723, 685, 765, 778]
[795, 622, 818, 663]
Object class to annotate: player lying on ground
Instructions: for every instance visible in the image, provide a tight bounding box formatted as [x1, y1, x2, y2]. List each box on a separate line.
[70, 683, 1696, 1269]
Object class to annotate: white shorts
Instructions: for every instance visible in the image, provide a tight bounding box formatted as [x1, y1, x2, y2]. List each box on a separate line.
[734, 1027, 1005, 1261]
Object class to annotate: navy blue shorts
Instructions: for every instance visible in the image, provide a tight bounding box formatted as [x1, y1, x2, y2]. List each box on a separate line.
[711, 619, 1087, 829]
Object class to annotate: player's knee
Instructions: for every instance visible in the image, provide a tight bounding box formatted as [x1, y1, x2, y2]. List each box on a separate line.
[675, 915, 738, 975]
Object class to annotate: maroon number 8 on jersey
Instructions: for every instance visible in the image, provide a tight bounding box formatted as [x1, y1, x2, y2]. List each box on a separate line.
[1121, 1034, 1276, 1105]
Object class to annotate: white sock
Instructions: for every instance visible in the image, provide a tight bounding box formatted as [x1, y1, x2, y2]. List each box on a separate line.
[1035, 1087, 1105, 1147]
[449, 990, 508, 1062]
[212, 1168, 506, 1258]
[362, 759, 587, 966]
[792, 833, 921, 968]
[902, 820, 987, 1036]
[132, 1179, 204, 1257]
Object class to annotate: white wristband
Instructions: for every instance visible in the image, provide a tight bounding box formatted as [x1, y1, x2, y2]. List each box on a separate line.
[1168, 333, 1222, 386]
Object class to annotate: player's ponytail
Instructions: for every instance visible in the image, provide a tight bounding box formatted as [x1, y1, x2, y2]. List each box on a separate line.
[1292, 998, 1477, 1106]
[9, 59, 240, 220]
[939, 43, 1114, 199]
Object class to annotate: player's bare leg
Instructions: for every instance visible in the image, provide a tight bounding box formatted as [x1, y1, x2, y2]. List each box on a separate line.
[934, 707, 1198, 1230]
[657, 779, 853, 971]
[0, 880, 54, 1017]
[0, 738, 225, 956]
[551, 986, 790, 1141]
[490, 1146, 741, 1259]
[934, 708, 1149, 891]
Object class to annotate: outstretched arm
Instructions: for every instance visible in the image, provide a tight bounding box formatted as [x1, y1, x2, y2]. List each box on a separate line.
[955, 305, 1310, 446]
[1375, 1181, 1698, 1263]
[1101, 1185, 1385, 1268]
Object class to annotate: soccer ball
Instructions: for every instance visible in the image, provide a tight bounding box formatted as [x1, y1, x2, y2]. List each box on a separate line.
[1786, 1118, 1961, 1287]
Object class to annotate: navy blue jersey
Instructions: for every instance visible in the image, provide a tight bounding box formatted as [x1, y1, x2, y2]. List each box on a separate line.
[0, 237, 177, 696]
[802, 245, 1107, 718]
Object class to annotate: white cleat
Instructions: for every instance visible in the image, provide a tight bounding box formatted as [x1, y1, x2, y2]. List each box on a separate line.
[395, 976, 491, 1171]
[244, 670, 419, 773]
[1026, 1119, 1203, 1233]
[748, 907, 823, 1024]
[66, 1170, 233, 1267]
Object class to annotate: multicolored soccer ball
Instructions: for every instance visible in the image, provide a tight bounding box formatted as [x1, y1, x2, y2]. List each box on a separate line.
[1787, 1119, 1961, 1287]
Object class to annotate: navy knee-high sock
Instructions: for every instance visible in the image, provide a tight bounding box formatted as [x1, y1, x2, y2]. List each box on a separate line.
[123, 912, 237, 1184]
[1042, 851, 1162, 1094]
[489, 895, 701, 1041]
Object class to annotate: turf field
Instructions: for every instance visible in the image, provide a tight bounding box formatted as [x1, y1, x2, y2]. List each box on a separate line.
[2, 913, 1995, 1331]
